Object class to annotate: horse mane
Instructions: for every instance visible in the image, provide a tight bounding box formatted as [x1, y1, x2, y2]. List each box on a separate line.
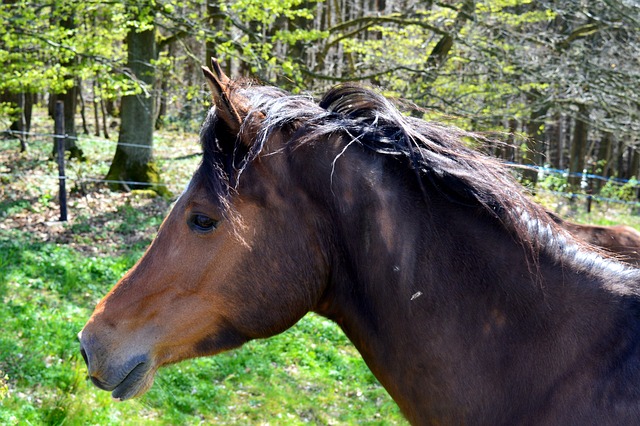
[199, 82, 634, 274]
[312, 85, 541, 234]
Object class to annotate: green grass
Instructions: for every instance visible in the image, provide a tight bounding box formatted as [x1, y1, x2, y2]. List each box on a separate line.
[534, 192, 640, 229]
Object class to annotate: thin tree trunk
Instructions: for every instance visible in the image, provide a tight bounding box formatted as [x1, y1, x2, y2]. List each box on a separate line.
[78, 79, 90, 134]
[205, 0, 224, 63]
[101, 97, 110, 139]
[568, 105, 589, 188]
[593, 131, 613, 192]
[49, 13, 84, 159]
[505, 118, 518, 162]
[2, 90, 34, 152]
[547, 112, 563, 170]
[522, 96, 549, 184]
[93, 81, 100, 137]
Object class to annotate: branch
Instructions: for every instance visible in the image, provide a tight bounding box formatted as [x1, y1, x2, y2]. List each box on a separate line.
[556, 23, 605, 50]
[157, 30, 189, 50]
[328, 13, 448, 37]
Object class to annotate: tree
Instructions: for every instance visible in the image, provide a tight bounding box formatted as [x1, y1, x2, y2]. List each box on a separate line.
[0, 0, 126, 155]
[105, 3, 167, 195]
[3, 0, 637, 198]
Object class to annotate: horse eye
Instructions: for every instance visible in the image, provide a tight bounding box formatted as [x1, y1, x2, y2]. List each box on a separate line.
[189, 214, 218, 233]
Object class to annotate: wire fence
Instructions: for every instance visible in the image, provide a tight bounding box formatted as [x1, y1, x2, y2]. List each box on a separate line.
[508, 162, 640, 187]
[3, 121, 640, 222]
[2, 128, 195, 152]
[1, 172, 172, 188]
[1, 126, 200, 189]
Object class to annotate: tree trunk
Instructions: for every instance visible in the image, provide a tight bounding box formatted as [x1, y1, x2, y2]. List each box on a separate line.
[106, 21, 167, 195]
[49, 13, 84, 159]
[49, 88, 83, 159]
[154, 42, 171, 130]
[3, 91, 33, 152]
[521, 95, 549, 184]
[547, 112, 563, 170]
[205, 0, 225, 63]
[92, 81, 100, 137]
[568, 105, 589, 188]
[78, 79, 90, 134]
[503, 118, 518, 162]
[629, 146, 639, 180]
[593, 131, 613, 192]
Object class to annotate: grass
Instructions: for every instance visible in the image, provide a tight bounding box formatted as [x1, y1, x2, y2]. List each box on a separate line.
[533, 192, 640, 229]
[0, 120, 406, 425]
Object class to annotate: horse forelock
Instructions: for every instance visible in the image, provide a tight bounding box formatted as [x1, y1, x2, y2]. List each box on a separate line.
[197, 108, 235, 212]
[198, 85, 320, 203]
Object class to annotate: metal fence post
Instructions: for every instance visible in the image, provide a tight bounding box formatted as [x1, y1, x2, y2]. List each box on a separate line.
[54, 101, 68, 221]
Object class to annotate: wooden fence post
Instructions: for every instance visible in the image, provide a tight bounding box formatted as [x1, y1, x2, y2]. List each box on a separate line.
[54, 100, 68, 222]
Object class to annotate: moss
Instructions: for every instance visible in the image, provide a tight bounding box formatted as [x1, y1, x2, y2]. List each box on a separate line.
[131, 189, 160, 199]
[105, 149, 171, 197]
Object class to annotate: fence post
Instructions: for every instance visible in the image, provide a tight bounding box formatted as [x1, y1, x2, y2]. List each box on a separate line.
[54, 101, 68, 222]
[586, 177, 593, 214]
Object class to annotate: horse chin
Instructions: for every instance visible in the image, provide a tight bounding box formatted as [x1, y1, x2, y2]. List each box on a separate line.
[110, 362, 156, 401]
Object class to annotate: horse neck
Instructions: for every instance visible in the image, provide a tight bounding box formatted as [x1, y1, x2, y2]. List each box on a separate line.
[313, 166, 640, 423]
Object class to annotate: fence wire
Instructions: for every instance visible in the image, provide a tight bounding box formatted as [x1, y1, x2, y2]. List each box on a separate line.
[0, 172, 173, 188]
[2, 129, 199, 152]
[3, 129, 640, 211]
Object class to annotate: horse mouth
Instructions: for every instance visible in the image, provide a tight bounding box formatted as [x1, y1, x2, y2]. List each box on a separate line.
[109, 361, 154, 401]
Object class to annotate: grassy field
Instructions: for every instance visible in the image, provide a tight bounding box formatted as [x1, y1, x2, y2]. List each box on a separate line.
[0, 126, 406, 425]
[3, 115, 640, 425]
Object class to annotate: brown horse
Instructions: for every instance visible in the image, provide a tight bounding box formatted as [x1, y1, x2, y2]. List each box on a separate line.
[79, 60, 640, 424]
[549, 211, 640, 266]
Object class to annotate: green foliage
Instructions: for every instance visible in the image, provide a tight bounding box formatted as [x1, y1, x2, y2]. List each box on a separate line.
[600, 178, 640, 202]
[0, 0, 160, 102]
[230, 0, 314, 24]
[537, 171, 570, 193]
[208, 0, 325, 87]
[0, 370, 8, 401]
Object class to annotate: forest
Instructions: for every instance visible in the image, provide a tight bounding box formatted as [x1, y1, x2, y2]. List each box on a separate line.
[1, 0, 639, 197]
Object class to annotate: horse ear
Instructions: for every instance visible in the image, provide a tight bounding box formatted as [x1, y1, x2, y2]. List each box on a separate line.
[201, 58, 249, 136]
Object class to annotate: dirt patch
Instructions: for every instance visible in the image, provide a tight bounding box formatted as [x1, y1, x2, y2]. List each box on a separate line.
[0, 135, 188, 256]
[1, 184, 172, 256]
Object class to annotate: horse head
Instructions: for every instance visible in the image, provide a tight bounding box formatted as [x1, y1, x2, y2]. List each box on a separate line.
[78, 59, 330, 400]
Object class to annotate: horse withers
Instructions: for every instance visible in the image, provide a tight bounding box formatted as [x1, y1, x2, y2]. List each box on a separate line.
[79, 60, 640, 424]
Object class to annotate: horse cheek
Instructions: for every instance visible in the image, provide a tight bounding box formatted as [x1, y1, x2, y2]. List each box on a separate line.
[221, 208, 325, 338]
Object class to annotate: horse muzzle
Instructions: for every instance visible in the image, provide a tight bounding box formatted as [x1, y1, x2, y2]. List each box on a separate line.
[78, 330, 156, 401]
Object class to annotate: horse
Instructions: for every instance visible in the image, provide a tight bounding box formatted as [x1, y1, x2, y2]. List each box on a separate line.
[548, 211, 640, 267]
[79, 60, 640, 425]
